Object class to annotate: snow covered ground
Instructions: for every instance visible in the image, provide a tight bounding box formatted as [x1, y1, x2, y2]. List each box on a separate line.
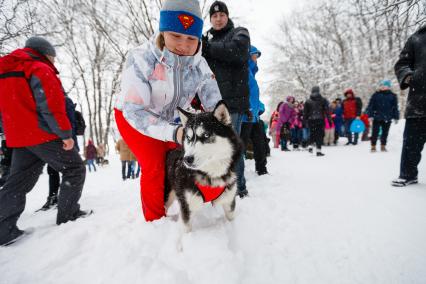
[1, 121, 426, 284]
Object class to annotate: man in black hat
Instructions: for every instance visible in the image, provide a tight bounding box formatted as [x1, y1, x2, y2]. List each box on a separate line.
[202, 1, 251, 198]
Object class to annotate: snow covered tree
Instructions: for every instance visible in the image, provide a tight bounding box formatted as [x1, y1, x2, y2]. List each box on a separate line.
[269, 0, 425, 110]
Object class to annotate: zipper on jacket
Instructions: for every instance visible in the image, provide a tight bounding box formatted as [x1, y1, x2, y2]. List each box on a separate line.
[170, 56, 182, 119]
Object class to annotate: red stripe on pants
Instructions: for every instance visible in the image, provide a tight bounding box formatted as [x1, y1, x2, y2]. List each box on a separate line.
[114, 109, 178, 221]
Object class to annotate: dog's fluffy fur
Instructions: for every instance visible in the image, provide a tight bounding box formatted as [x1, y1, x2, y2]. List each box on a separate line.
[164, 101, 242, 232]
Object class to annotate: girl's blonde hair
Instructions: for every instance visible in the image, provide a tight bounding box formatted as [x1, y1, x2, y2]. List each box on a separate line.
[156, 33, 165, 50]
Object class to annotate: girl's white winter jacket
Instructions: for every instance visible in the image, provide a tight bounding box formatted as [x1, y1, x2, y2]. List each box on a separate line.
[115, 34, 222, 142]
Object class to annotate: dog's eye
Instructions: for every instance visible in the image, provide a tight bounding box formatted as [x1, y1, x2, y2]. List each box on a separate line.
[203, 133, 210, 139]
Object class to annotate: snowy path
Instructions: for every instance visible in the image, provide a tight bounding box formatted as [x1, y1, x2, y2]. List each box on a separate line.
[1, 122, 426, 284]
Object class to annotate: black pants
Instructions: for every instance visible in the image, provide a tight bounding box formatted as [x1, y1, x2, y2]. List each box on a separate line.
[400, 118, 426, 180]
[0, 139, 86, 244]
[371, 120, 391, 146]
[258, 120, 271, 156]
[334, 129, 339, 144]
[0, 142, 13, 187]
[308, 119, 325, 150]
[241, 122, 267, 173]
[47, 165, 60, 197]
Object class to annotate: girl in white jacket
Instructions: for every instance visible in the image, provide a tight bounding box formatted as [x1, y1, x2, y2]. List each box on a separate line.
[114, 0, 222, 221]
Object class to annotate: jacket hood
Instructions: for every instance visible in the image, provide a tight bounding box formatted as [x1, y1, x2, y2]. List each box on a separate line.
[310, 86, 321, 100]
[259, 102, 265, 115]
[248, 58, 258, 75]
[344, 88, 355, 97]
[250, 45, 261, 58]
[0, 48, 59, 74]
[286, 96, 295, 103]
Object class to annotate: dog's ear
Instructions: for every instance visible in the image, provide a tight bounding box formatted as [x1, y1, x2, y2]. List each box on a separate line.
[213, 100, 231, 125]
[177, 107, 191, 127]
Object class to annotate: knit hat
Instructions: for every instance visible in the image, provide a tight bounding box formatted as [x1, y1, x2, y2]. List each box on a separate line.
[286, 96, 295, 103]
[379, 79, 392, 88]
[25, 36, 56, 57]
[209, 1, 229, 18]
[159, 0, 203, 39]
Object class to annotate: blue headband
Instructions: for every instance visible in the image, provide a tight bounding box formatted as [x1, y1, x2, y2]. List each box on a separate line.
[159, 10, 203, 39]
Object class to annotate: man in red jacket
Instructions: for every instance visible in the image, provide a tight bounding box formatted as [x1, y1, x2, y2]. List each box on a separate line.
[0, 37, 90, 246]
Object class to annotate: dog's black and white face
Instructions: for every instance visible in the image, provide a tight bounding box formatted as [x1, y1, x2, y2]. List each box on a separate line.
[178, 101, 240, 178]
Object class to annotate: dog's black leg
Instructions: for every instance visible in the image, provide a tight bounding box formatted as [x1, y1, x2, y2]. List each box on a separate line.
[179, 199, 192, 232]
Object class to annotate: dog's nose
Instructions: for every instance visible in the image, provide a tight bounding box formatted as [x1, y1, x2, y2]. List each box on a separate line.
[184, 155, 194, 166]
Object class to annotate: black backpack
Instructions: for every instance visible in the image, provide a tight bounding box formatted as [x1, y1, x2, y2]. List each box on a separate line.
[74, 110, 86, 136]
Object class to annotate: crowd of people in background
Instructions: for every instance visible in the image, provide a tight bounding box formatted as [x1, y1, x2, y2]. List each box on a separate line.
[268, 80, 400, 156]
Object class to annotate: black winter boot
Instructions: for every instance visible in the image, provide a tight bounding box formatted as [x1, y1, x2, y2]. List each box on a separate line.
[39, 195, 58, 211]
[57, 209, 94, 225]
[0, 228, 25, 246]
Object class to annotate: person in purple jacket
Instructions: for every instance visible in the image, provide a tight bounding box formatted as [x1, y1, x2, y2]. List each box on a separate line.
[84, 140, 97, 172]
[277, 96, 297, 151]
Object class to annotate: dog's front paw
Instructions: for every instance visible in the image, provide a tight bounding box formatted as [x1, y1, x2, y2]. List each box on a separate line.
[183, 223, 192, 233]
[224, 210, 235, 221]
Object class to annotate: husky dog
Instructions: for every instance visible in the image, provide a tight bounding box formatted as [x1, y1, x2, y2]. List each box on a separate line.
[165, 101, 242, 232]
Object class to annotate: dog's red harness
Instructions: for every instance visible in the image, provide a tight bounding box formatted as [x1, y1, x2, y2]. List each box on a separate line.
[195, 182, 226, 202]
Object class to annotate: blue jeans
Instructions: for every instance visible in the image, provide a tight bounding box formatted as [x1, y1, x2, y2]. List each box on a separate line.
[302, 128, 310, 147]
[128, 161, 136, 178]
[87, 159, 96, 172]
[127, 161, 141, 178]
[231, 113, 246, 194]
[135, 162, 141, 177]
[291, 127, 302, 147]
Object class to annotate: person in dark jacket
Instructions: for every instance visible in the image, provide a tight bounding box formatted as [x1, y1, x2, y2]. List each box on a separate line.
[202, 1, 251, 198]
[0, 37, 90, 246]
[342, 89, 363, 145]
[304, 86, 330, 156]
[392, 25, 426, 187]
[366, 80, 399, 153]
[39, 95, 80, 211]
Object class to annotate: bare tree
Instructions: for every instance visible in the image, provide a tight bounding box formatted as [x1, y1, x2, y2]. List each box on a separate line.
[0, 0, 47, 54]
[44, 0, 160, 150]
[269, 0, 425, 111]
